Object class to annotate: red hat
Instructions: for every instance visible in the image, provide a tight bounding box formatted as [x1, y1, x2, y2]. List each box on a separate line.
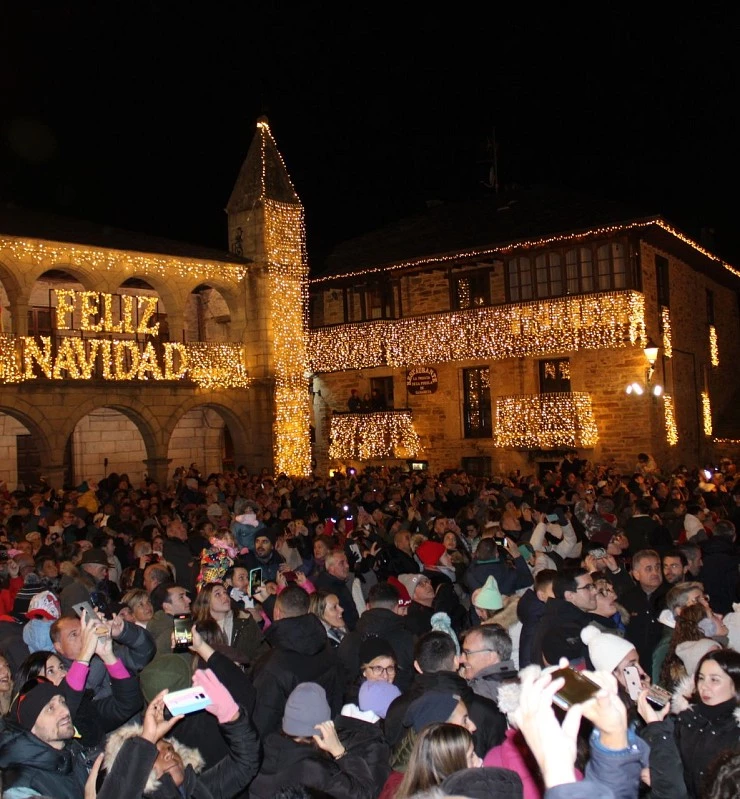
[416, 540, 446, 567]
[387, 576, 411, 607]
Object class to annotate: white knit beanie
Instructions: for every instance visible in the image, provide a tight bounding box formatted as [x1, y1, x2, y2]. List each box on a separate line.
[580, 625, 635, 673]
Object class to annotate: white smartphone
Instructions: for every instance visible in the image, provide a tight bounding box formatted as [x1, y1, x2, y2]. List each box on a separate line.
[163, 687, 212, 720]
[623, 665, 643, 701]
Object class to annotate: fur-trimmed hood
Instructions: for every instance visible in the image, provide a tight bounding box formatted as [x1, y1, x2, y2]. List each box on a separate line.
[104, 723, 205, 795]
[487, 595, 520, 629]
[671, 673, 740, 728]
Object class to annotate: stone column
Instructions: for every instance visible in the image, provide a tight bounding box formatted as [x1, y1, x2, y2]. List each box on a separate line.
[41, 464, 66, 492]
[143, 456, 172, 489]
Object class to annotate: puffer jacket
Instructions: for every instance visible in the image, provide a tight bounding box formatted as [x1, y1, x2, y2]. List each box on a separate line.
[0, 717, 92, 799]
[250, 613, 344, 739]
[101, 709, 259, 799]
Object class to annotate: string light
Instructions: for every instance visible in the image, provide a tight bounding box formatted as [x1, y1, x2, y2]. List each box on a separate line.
[0, 237, 248, 283]
[713, 438, 740, 444]
[493, 392, 598, 449]
[328, 411, 421, 460]
[663, 394, 679, 446]
[0, 334, 248, 389]
[661, 307, 672, 359]
[709, 325, 719, 366]
[701, 391, 713, 436]
[257, 119, 311, 477]
[310, 217, 740, 284]
[309, 290, 645, 372]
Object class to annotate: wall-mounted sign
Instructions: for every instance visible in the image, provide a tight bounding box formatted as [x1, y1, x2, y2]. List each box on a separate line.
[406, 366, 438, 395]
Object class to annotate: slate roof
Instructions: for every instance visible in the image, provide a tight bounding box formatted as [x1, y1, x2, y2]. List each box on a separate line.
[0, 203, 249, 265]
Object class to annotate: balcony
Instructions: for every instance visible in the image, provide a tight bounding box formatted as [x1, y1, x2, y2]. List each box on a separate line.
[308, 289, 646, 372]
[494, 392, 598, 449]
[329, 409, 421, 460]
[0, 333, 249, 390]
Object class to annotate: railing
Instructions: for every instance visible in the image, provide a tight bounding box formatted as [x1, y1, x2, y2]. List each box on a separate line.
[494, 392, 598, 449]
[0, 333, 249, 389]
[309, 289, 646, 372]
[329, 409, 421, 460]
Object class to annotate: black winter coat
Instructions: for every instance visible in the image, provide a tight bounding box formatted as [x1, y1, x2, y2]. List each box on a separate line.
[641, 700, 740, 798]
[516, 588, 546, 668]
[338, 607, 417, 692]
[699, 536, 740, 615]
[0, 718, 92, 799]
[334, 714, 392, 796]
[383, 669, 507, 758]
[621, 582, 668, 673]
[250, 613, 344, 739]
[531, 598, 592, 666]
[249, 731, 376, 799]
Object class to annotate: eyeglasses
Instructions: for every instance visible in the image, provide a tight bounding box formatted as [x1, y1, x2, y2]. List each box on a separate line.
[365, 664, 396, 676]
[462, 648, 494, 657]
[576, 583, 597, 592]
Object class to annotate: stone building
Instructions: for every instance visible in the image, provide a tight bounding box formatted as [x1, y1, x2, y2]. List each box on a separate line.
[0, 117, 310, 489]
[308, 188, 740, 477]
[1, 116, 737, 489]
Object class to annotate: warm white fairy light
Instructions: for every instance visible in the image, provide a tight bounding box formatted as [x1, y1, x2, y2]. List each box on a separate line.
[0, 237, 248, 283]
[664, 394, 679, 446]
[701, 391, 713, 436]
[493, 392, 598, 449]
[709, 325, 719, 366]
[661, 307, 672, 359]
[309, 290, 645, 372]
[329, 410, 421, 460]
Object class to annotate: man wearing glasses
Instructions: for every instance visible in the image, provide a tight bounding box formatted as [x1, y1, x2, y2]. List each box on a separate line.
[532, 568, 597, 667]
[459, 625, 517, 702]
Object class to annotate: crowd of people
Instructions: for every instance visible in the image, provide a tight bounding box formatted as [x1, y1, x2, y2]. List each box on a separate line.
[0, 452, 738, 798]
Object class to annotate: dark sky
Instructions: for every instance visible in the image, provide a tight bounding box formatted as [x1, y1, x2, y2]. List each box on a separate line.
[1, 5, 738, 273]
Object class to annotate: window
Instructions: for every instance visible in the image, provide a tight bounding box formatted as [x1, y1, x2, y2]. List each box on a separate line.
[507, 257, 533, 301]
[565, 248, 594, 294]
[461, 456, 492, 478]
[706, 289, 715, 324]
[539, 358, 571, 393]
[535, 252, 564, 298]
[656, 255, 670, 308]
[370, 376, 394, 409]
[453, 270, 491, 310]
[345, 283, 399, 322]
[462, 367, 492, 438]
[28, 307, 53, 336]
[596, 243, 626, 290]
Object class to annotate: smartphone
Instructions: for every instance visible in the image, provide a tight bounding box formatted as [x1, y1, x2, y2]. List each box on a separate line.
[249, 567, 263, 596]
[163, 686, 212, 720]
[72, 601, 103, 624]
[172, 614, 193, 653]
[646, 685, 672, 710]
[283, 570, 297, 581]
[551, 667, 601, 710]
[547, 513, 559, 523]
[623, 666, 643, 701]
[590, 547, 607, 559]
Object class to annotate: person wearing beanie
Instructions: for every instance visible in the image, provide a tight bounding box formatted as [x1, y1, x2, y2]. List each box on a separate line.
[338, 582, 417, 694]
[411, 541, 467, 635]
[463, 536, 533, 598]
[59, 546, 114, 617]
[358, 679, 402, 719]
[0, 677, 90, 799]
[249, 682, 377, 799]
[239, 526, 285, 584]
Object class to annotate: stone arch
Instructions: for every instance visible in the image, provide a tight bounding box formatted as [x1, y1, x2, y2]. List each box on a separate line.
[113, 273, 183, 322]
[27, 263, 100, 296]
[184, 280, 246, 342]
[165, 396, 251, 474]
[0, 258, 24, 310]
[0, 403, 54, 490]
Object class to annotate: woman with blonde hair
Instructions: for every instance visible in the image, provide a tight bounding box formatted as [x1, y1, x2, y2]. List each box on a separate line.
[394, 723, 480, 799]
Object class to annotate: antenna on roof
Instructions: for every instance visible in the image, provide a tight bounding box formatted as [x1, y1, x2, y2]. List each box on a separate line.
[479, 127, 499, 193]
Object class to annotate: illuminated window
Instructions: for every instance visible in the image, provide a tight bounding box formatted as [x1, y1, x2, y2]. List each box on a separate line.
[539, 358, 571, 393]
[463, 367, 492, 438]
[453, 270, 491, 310]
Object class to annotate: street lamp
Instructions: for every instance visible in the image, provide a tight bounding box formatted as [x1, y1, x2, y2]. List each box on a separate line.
[644, 338, 659, 384]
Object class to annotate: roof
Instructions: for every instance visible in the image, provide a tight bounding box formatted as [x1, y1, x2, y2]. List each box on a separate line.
[0, 204, 250, 266]
[226, 116, 301, 214]
[312, 186, 740, 289]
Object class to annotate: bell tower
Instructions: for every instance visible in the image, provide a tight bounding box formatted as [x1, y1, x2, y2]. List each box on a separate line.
[226, 118, 311, 476]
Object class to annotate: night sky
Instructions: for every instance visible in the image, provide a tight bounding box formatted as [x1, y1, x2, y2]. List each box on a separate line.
[1, 6, 738, 274]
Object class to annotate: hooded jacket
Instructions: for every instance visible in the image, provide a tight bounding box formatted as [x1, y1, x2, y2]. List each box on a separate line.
[249, 730, 375, 799]
[250, 613, 344, 739]
[383, 669, 507, 757]
[530, 598, 591, 666]
[464, 556, 533, 595]
[338, 607, 417, 692]
[231, 512, 265, 552]
[0, 717, 91, 799]
[101, 708, 259, 799]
